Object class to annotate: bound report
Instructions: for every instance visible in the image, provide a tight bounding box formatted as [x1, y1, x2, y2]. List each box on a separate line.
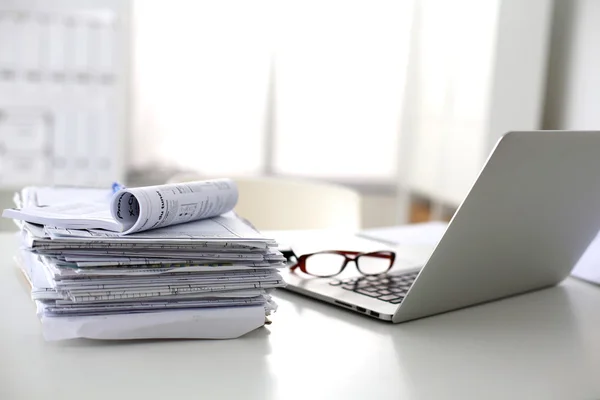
[2, 179, 239, 235]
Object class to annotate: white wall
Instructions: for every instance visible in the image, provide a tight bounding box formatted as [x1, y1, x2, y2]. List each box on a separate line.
[544, 0, 600, 129]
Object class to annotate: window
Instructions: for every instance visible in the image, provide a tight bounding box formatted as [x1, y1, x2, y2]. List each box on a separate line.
[131, 0, 413, 183]
[273, 0, 413, 181]
[132, 0, 552, 208]
[131, 0, 272, 176]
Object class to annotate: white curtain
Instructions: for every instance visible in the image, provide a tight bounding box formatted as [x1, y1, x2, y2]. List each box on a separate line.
[400, 0, 552, 218]
[400, 0, 500, 217]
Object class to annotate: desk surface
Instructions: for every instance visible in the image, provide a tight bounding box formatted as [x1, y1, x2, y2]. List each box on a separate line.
[2, 232, 600, 400]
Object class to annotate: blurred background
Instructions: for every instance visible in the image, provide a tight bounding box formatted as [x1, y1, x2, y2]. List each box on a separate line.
[0, 0, 596, 230]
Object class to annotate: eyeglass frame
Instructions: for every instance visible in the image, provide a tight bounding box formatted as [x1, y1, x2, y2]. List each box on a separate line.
[289, 250, 396, 278]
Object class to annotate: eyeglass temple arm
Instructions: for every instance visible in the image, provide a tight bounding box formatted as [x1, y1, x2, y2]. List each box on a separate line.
[361, 251, 394, 259]
[339, 251, 395, 260]
[281, 249, 300, 271]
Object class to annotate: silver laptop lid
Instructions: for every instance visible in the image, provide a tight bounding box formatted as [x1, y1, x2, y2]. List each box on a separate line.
[394, 131, 600, 323]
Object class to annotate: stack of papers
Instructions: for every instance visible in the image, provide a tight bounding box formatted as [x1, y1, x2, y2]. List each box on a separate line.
[3, 179, 286, 340]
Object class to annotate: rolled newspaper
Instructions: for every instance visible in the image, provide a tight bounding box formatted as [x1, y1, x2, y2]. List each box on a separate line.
[110, 179, 239, 235]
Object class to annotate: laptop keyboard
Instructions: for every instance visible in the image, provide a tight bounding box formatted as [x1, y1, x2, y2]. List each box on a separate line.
[329, 271, 419, 304]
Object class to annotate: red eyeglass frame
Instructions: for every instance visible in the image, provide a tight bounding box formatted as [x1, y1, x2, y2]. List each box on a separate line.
[289, 250, 396, 278]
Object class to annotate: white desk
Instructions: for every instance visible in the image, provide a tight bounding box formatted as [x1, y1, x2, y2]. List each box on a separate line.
[1, 232, 600, 400]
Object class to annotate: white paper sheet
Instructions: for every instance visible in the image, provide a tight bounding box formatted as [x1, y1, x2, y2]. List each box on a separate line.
[40, 306, 267, 340]
[3, 203, 119, 231]
[48, 251, 272, 261]
[21, 186, 111, 207]
[66, 280, 284, 303]
[3, 179, 240, 235]
[358, 222, 448, 246]
[71, 259, 277, 268]
[54, 273, 281, 288]
[571, 231, 600, 285]
[38, 297, 270, 316]
[48, 212, 265, 239]
[46, 263, 275, 277]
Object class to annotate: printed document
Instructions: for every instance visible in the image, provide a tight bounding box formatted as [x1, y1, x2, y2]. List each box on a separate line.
[2, 179, 238, 235]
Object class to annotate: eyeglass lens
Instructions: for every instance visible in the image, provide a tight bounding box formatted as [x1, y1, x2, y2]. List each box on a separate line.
[303, 251, 393, 277]
[303, 252, 347, 277]
[356, 252, 394, 275]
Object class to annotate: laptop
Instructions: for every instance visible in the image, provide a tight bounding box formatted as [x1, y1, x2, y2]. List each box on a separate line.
[279, 130, 600, 323]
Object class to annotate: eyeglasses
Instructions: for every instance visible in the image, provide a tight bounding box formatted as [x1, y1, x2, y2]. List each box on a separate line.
[289, 250, 396, 278]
